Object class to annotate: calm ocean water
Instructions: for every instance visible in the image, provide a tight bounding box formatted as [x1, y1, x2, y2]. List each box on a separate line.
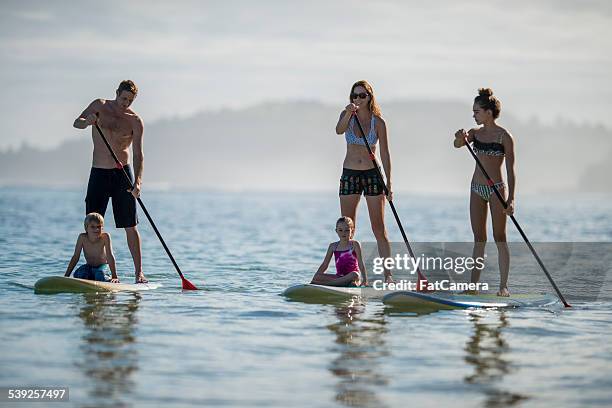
[1, 188, 611, 408]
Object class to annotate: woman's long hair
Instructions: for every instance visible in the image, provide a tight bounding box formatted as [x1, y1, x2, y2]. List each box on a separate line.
[350, 80, 382, 117]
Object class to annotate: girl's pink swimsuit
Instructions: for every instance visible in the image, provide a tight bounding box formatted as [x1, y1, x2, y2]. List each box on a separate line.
[334, 242, 360, 277]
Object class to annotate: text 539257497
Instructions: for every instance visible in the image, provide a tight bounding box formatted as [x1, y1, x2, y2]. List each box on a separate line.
[1, 387, 69, 402]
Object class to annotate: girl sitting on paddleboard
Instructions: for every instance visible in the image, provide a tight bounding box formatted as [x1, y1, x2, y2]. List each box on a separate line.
[336, 80, 394, 283]
[311, 216, 368, 287]
[453, 88, 516, 297]
[64, 212, 119, 283]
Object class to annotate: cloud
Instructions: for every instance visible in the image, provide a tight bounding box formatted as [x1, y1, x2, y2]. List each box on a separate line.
[0, 0, 611, 148]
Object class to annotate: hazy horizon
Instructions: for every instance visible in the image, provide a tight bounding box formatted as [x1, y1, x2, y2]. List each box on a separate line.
[2, 100, 610, 194]
[1, 0, 611, 149]
[4, 95, 611, 153]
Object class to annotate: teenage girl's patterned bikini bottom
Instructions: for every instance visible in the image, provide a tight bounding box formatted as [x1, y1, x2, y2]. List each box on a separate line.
[471, 181, 506, 202]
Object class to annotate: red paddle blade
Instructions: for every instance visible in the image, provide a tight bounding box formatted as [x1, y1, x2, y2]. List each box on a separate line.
[181, 277, 198, 290]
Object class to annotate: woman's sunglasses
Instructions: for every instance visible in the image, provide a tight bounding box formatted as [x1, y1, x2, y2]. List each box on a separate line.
[351, 92, 369, 100]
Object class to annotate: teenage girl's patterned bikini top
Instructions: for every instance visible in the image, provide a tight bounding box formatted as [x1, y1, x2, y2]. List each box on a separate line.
[345, 115, 378, 146]
[472, 133, 505, 157]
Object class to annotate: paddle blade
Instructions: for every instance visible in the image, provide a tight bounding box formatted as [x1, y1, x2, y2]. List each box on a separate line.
[181, 277, 198, 290]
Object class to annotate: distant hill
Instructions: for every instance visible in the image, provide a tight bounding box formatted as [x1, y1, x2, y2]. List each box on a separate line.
[1, 100, 610, 193]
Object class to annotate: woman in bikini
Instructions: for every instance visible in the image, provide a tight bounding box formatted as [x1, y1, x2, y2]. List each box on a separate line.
[453, 88, 516, 297]
[336, 80, 393, 283]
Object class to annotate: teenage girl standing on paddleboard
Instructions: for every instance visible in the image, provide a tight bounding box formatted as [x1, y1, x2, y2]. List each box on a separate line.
[453, 88, 516, 297]
[336, 80, 394, 283]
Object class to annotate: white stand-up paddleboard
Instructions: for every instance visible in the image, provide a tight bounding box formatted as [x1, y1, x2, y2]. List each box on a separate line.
[282, 283, 394, 302]
[382, 291, 559, 311]
[34, 276, 161, 294]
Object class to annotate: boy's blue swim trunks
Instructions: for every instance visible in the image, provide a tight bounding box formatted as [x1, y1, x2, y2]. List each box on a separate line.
[73, 263, 110, 282]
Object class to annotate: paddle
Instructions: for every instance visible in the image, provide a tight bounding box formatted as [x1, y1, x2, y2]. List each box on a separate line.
[461, 136, 570, 307]
[350, 112, 429, 291]
[93, 122, 198, 290]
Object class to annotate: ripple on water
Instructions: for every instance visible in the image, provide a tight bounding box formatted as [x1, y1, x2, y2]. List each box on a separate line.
[1, 190, 612, 407]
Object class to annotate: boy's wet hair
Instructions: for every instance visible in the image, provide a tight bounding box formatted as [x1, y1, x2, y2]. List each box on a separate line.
[84, 212, 104, 231]
[336, 216, 355, 239]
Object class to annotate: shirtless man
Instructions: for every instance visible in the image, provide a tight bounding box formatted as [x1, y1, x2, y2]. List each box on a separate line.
[73, 80, 147, 283]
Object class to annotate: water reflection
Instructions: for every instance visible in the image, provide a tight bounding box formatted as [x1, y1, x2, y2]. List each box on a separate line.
[75, 292, 141, 408]
[464, 311, 529, 407]
[326, 298, 389, 408]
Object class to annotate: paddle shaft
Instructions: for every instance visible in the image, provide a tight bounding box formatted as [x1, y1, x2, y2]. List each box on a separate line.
[350, 112, 428, 283]
[93, 123, 187, 282]
[462, 136, 570, 307]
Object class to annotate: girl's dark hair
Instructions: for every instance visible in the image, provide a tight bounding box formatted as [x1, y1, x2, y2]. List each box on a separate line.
[474, 87, 501, 119]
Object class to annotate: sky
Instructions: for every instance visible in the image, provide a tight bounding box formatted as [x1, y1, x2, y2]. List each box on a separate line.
[1, 0, 611, 149]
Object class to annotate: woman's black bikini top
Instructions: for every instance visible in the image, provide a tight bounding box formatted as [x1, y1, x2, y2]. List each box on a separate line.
[472, 133, 505, 157]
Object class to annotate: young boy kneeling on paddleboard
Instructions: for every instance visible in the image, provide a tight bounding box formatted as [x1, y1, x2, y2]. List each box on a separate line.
[64, 213, 119, 283]
[311, 216, 368, 287]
